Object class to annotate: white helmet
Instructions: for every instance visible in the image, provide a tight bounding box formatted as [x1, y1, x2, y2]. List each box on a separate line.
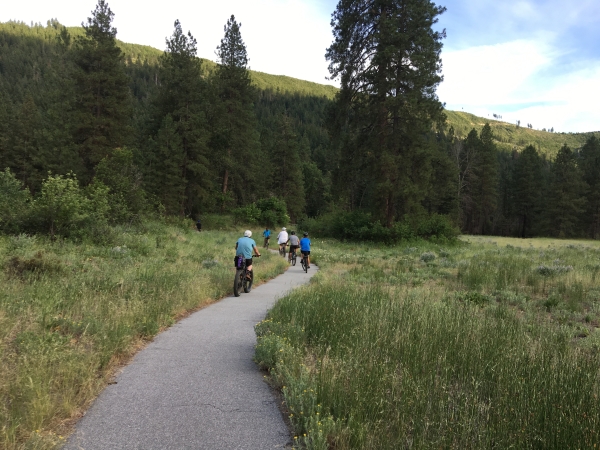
[282, 227, 287, 231]
[244, 230, 252, 237]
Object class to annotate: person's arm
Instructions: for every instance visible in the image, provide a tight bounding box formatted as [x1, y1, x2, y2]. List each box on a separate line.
[253, 244, 261, 257]
[235, 242, 238, 250]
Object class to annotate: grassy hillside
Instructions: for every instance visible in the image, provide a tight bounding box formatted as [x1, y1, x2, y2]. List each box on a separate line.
[445, 111, 600, 157]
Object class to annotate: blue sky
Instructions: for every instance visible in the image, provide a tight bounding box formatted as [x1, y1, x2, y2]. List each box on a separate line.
[2, 0, 599, 132]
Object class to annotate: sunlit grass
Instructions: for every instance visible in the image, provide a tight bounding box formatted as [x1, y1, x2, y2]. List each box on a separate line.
[0, 221, 287, 449]
[256, 236, 600, 449]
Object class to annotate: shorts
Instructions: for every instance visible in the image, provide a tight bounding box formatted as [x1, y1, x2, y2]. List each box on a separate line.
[290, 245, 299, 252]
[301, 251, 310, 256]
[234, 256, 253, 268]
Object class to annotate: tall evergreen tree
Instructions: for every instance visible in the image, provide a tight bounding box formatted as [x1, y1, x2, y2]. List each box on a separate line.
[148, 20, 209, 215]
[209, 15, 260, 208]
[545, 144, 587, 237]
[326, 0, 446, 226]
[271, 114, 305, 221]
[459, 129, 481, 233]
[473, 123, 498, 234]
[580, 136, 600, 238]
[513, 145, 543, 237]
[71, 0, 132, 181]
[9, 95, 41, 191]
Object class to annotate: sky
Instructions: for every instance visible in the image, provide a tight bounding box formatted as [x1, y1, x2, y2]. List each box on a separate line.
[1, 0, 599, 133]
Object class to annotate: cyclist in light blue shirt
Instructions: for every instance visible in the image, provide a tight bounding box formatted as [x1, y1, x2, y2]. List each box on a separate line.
[300, 232, 311, 269]
[236, 230, 261, 274]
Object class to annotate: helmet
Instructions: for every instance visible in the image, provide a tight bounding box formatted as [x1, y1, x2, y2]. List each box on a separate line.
[282, 227, 287, 231]
[303, 232, 308, 237]
[291, 231, 296, 235]
[244, 230, 252, 237]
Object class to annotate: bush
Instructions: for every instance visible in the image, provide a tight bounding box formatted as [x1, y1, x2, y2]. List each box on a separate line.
[233, 197, 290, 228]
[0, 168, 32, 234]
[94, 148, 149, 224]
[33, 172, 111, 239]
[298, 211, 458, 244]
[255, 197, 289, 227]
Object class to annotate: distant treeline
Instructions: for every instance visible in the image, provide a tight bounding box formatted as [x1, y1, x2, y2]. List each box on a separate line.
[0, 1, 599, 240]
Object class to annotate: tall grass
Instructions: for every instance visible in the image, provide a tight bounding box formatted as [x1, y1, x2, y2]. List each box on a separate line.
[0, 222, 286, 449]
[256, 237, 600, 449]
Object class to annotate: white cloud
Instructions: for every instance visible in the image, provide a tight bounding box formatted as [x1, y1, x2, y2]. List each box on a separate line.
[438, 39, 600, 132]
[438, 40, 552, 106]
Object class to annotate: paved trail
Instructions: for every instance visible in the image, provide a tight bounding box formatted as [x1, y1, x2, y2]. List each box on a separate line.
[65, 259, 317, 450]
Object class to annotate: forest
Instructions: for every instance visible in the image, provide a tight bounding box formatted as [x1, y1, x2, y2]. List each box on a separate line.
[1, 0, 599, 240]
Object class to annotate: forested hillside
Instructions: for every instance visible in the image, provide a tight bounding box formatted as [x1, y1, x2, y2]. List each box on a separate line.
[1, 3, 599, 240]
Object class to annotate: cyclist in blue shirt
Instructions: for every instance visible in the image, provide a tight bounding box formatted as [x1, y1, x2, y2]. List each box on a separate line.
[300, 232, 311, 269]
[262, 227, 271, 248]
[236, 230, 261, 275]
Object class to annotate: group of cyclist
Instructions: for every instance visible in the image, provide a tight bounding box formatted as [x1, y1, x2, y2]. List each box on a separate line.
[235, 226, 311, 282]
[270, 227, 311, 268]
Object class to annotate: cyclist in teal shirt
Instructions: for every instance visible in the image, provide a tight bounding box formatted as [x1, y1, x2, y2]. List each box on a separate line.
[262, 228, 271, 248]
[300, 232, 311, 269]
[236, 230, 261, 274]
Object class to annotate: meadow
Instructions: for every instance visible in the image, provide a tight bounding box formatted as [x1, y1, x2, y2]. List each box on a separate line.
[0, 220, 286, 449]
[255, 236, 600, 449]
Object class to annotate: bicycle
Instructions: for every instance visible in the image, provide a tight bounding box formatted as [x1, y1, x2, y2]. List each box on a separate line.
[290, 248, 297, 266]
[233, 255, 259, 297]
[300, 252, 308, 273]
[279, 243, 287, 258]
[263, 237, 270, 250]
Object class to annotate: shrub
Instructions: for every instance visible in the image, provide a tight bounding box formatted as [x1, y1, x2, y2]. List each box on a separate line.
[255, 197, 289, 227]
[298, 211, 457, 244]
[94, 148, 149, 223]
[233, 197, 290, 228]
[420, 252, 436, 263]
[0, 168, 32, 234]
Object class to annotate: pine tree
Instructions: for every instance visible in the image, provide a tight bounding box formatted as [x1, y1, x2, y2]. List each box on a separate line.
[580, 136, 600, 238]
[147, 115, 187, 214]
[209, 15, 260, 208]
[545, 144, 587, 237]
[473, 123, 498, 234]
[326, 0, 446, 226]
[513, 145, 543, 237]
[460, 129, 481, 233]
[270, 114, 305, 221]
[11, 95, 41, 191]
[149, 20, 210, 215]
[71, 0, 132, 181]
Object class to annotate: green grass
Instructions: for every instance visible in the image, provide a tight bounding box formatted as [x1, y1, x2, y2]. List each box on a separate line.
[0, 220, 287, 449]
[255, 237, 600, 449]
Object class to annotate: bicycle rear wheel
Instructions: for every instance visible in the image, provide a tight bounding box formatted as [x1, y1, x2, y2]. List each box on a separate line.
[291, 251, 296, 266]
[243, 270, 254, 293]
[233, 269, 243, 297]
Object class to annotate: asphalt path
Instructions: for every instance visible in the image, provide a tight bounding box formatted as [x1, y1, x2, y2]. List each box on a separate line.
[65, 256, 317, 450]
